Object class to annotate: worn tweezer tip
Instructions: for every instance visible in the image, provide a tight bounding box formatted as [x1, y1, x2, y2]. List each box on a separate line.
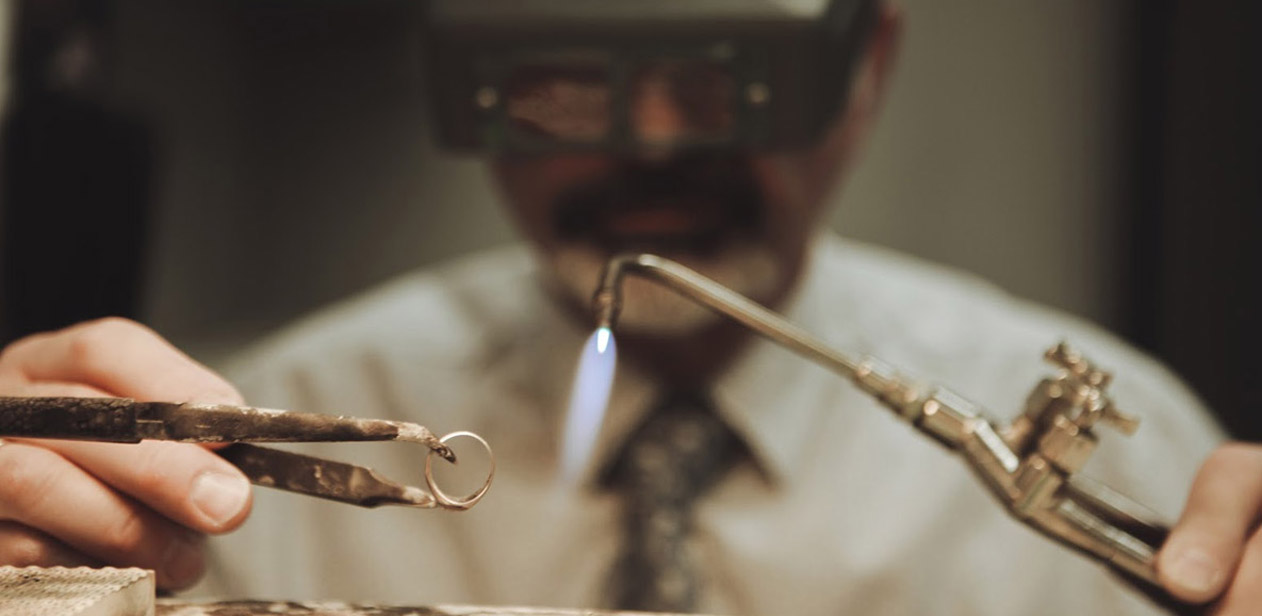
[433, 444, 457, 464]
[396, 423, 458, 463]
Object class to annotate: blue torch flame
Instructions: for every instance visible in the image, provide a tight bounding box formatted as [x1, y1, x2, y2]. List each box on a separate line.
[559, 326, 618, 485]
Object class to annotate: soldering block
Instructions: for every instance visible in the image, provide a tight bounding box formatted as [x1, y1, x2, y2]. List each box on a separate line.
[0, 566, 155, 616]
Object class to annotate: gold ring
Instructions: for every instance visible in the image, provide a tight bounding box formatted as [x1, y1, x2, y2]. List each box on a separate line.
[423, 431, 494, 510]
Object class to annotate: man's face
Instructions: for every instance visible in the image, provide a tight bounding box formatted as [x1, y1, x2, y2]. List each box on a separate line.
[492, 10, 895, 336]
[494, 140, 848, 335]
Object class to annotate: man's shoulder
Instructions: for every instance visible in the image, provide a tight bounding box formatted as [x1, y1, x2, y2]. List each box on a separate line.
[224, 244, 544, 396]
[815, 236, 1176, 384]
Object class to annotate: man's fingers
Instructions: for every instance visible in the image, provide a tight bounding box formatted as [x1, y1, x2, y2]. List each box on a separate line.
[1212, 527, 1262, 615]
[0, 317, 243, 404]
[29, 439, 253, 534]
[0, 440, 208, 589]
[0, 376, 252, 531]
[0, 318, 248, 590]
[0, 521, 98, 568]
[1158, 443, 1262, 602]
[0, 379, 253, 532]
[0, 380, 111, 399]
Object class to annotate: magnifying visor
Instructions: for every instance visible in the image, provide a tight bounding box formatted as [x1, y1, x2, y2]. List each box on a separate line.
[423, 0, 878, 154]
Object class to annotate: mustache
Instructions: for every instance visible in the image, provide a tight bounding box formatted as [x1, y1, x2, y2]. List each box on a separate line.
[552, 155, 765, 241]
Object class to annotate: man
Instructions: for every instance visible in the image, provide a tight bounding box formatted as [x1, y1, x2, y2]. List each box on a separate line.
[0, 1, 1255, 613]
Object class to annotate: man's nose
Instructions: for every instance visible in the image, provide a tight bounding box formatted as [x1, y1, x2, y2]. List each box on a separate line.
[627, 77, 690, 164]
[625, 64, 734, 163]
[631, 77, 691, 146]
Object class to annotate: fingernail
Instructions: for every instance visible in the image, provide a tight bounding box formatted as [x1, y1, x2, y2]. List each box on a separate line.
[162, 534, 205, 588]
[1166, 548, 1222, 594]
[189, 471, 250, 527]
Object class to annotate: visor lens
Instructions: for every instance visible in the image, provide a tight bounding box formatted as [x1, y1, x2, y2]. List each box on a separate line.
[503, 57, 736, 148]
[506, 64, 612, 143]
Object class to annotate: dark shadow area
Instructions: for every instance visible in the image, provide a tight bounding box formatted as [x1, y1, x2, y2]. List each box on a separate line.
[1124, 0, 1262, 439]
[0, 0, 153, 344]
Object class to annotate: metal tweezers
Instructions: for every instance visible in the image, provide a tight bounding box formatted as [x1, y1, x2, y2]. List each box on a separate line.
[0, 396, 493, 511]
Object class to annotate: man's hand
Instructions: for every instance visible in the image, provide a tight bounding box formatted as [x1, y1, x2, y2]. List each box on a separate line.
[0, 317, 253, 590]
[1159, 442, 1262, 613]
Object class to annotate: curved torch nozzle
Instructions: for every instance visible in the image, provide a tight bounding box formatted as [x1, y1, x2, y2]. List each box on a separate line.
[593, 255, 630, 331]
[592, 253, 865, 377]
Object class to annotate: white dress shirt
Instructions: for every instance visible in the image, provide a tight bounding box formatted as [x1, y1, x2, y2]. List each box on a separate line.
[196, 234, 1223, 615]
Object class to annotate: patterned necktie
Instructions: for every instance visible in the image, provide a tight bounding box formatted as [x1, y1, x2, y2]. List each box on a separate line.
[603, 392, 743, 613]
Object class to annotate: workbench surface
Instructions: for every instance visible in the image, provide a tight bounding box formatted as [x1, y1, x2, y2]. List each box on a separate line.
[156, 601, 671, 616]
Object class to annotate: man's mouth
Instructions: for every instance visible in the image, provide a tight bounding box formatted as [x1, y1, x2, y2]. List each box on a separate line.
[573, 199, 730, 252]
[604, 198, 722, 235]
[607, 204, 701, 236]
[550, 156, 765, 254]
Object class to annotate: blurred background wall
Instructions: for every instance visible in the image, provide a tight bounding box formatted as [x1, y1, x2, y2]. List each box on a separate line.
[1, 0, 1258, 436]
[0, 0, 11, 116]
